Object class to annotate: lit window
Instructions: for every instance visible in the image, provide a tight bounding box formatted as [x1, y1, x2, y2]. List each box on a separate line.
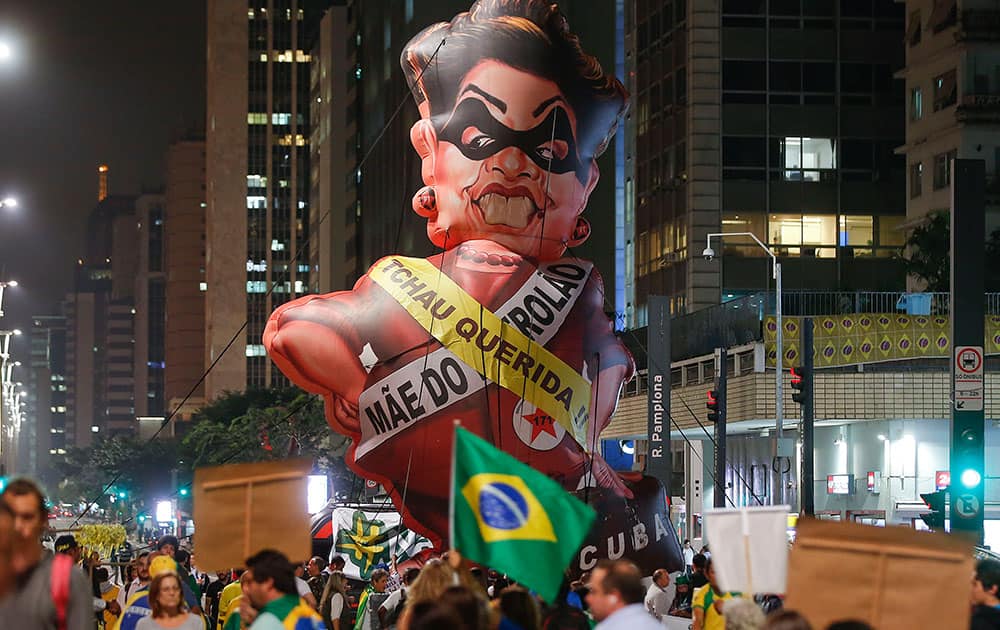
[781, 137, 836, 181]
[246, 281, 268, 293]
[91, 426, 99, 433]
[199, 282, 207, 291]
[769, 214, 837, 257]
[246, 259, 267, 272]
[298, 264, 310, 273]
[277, 134, 307, 146]
[838, 216, 874, 247]
[294, 280, 305, 293]
[248, 8, 255, 19]
[247, 195, 266, 209]
[271, 240, 286, 251]
[247, 174, 267, 188]
[246, 344, 267, 357]
[247, 112, 268, 124]
[273, 113, 291, 125]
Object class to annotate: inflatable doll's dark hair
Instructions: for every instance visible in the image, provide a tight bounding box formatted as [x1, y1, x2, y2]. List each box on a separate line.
[400, 0, 629, 160]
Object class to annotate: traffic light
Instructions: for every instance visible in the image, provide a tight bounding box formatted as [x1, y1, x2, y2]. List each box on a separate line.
[707, 390, 720, 423]
[955, 426, 984, 491]
[117, 490, 127, 499]
[920, 490, 947, 529]
[179, 487, 189, 496]
[791, 366, 809, 405]
[137, 514, 146, 523]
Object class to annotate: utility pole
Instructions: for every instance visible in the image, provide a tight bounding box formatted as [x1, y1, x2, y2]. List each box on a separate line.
[712, 348, 727, 508]
[950, 159, 985, 544]
[794, 318, 815, 516]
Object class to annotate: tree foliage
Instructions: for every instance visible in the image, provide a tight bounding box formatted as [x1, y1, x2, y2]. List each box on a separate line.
[899, 212, 1000, 291]
[51, 388, 361, 509]
[899, 212, 950, 291]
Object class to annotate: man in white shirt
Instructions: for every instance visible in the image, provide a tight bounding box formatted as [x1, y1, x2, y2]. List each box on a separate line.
[118, 552, 151, 608]
[644, 569, 674, 621]
[586, 560, 662, 630]
[682, 540, 695, 573]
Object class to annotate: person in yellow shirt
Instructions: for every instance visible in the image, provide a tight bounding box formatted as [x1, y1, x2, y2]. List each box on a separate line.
[217, 570, 245, 630]
[691, 558, 739, 630]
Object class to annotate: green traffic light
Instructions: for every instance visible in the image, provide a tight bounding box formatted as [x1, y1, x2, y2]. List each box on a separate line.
[961, 469, 982, 488]
[179, 488, 189, 496]
[138, 514, 146, 522]
[118, 491, 126, 499]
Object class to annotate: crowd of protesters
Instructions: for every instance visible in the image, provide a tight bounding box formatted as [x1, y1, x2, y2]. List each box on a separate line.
[4, 478, 1000, 629]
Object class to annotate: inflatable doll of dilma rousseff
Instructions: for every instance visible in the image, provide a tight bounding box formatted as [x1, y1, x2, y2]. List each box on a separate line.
[265, 0, 683, 572]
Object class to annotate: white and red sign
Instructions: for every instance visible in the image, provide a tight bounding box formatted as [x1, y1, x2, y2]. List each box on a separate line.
[954, 346, 984, 411]
[935, 470, 951, 491]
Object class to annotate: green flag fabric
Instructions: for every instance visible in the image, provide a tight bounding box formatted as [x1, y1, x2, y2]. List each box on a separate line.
[449, 426, 596, 602]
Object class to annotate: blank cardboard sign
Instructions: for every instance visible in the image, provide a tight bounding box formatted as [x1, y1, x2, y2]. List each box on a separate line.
[785, 517, 973, 630]
[704, 506, 789, 595]
[194, 458, 313, 572]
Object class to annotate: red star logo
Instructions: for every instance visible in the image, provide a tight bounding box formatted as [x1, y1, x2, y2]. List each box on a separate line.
[522, 409, 558, 442]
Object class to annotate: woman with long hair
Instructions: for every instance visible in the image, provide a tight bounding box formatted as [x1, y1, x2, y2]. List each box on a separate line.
[135, 572, 203, 630]
[319, 570, 351, 630]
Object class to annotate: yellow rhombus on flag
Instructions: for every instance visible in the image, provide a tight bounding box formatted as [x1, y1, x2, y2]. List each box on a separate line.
[449, 426, 596, 603]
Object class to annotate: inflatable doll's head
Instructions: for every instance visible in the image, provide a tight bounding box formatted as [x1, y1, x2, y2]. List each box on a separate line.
[401, 0, 628, 261]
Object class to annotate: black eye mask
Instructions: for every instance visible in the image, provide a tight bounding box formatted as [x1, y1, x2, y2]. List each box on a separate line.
[437, 99, 589, 183]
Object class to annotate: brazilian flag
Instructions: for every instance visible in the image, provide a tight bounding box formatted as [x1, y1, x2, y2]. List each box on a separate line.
[450, 426, 596, 602]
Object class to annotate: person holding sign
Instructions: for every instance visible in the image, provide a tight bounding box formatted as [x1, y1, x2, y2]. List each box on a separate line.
[691, 558, 738, 630]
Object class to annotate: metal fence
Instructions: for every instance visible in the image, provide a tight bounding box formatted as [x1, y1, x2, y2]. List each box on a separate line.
[624, 291, 1000, 368]
[759, 291, 1000, 317]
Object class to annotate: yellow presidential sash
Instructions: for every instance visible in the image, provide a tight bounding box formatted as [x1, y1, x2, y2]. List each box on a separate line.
[357, 256, 593, 455]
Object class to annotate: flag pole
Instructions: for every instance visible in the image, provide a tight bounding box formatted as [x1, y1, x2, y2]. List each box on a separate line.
[449, 420, 461, 552]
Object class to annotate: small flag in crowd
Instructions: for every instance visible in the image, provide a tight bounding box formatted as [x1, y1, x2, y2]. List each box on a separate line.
[449, 426, 595, 602]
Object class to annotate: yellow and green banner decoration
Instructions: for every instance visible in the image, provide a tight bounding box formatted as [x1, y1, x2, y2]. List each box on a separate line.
[765, 314, 1000, 368]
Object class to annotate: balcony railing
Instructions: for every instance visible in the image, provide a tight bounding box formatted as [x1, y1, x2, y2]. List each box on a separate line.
[957, 94, 1000, 123]
[956, 9, 1000, 42]
[762, 291, 1000, 317]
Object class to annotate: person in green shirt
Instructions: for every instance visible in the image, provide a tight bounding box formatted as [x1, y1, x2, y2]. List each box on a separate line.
[243, 549, 324, 630]
[691, 558, 739, 630]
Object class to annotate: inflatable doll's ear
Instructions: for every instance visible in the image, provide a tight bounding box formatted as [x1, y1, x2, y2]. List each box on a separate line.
[412, 186, 437, 218]
[567, 217, 591, 248]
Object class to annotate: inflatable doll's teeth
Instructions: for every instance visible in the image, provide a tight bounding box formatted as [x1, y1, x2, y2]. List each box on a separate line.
[480, 193, 535, 228]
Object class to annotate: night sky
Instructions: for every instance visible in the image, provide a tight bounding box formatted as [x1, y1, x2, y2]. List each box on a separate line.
[0, 1, 205, 343]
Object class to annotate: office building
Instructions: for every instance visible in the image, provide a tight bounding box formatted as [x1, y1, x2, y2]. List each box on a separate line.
[206, 0, 330, 397]
[26, 316, 67, 481]
[134, 193, 167, 420]
[624, 0, 908, 324]
[309, 2, 358, 294]
[164, 139, 207, 417]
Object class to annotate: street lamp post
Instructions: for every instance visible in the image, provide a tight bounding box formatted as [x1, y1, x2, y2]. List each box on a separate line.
[704, 232, 784, 504]
[0, 280, 18, 318]
[0, 330, 21, 476]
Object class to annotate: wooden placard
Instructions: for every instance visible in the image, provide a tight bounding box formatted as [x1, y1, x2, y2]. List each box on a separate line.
[785, 517, 973, 630]
[193, 458, 313, 572]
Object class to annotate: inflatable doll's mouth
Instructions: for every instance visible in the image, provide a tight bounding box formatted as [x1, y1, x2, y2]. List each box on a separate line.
[473, 189, 541, 229]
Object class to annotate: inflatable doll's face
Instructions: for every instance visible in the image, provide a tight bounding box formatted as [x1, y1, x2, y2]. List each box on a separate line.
[417, 61, 599, 259]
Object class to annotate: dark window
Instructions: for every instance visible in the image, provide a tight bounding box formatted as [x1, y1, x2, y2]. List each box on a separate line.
[842, 64, 872, 93]
[771, 0, 800, 16]
[906, 10, 922, 46]
[723, 61, 766, 91]
[933, 69, 957, 110]
[770, 62, 801, 92]
[841, 140, 874, 170]
[803, 0, 834, 16]
[910, 162, 923, 198]
[933, 150, 957, 189]
[803, 63, 835, 92]
[841, 0, 872, 18]
[723, 136, 766, 167]
[722, 0, 764, 14]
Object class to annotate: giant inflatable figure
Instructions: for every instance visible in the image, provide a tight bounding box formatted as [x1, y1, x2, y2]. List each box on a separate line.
[265, 0, 683, 574]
